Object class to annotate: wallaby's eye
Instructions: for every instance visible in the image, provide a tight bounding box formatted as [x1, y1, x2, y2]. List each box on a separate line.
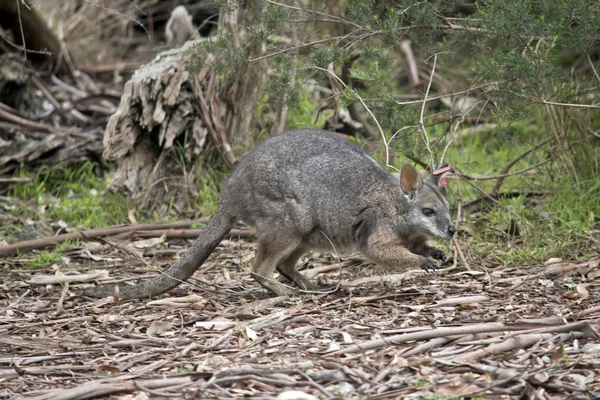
[422, 208, 435, 216]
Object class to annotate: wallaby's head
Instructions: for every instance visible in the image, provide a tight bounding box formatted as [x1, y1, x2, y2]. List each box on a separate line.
[399, 164, 456, 240]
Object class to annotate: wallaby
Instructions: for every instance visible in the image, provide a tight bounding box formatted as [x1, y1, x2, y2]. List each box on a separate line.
[85, 128, 455, 299]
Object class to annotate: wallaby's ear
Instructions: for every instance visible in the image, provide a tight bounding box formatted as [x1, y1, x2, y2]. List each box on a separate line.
[400, 164, 420, 198]
[427, 163, 451, 187]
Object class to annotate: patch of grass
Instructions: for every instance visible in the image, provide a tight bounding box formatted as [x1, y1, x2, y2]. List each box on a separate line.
[25, 250, 63, 268]
[285, 86, 333, 130]
[441, 118, 600, 267]
[195, 166, 224, 215]
[9, 162, 130, 229]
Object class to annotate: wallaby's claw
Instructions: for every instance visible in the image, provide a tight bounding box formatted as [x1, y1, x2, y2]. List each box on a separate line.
[420, 258, 439, 272]
[430, 248, 448, 264]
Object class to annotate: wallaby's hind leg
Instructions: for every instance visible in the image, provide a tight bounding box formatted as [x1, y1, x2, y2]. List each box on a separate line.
[251, 241, 300, 296]
[276, 246, 319, 291]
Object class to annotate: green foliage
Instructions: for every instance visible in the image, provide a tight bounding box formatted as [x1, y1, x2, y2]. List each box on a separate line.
[195, 166, 224, 215]
[285, 87, 332, 129]
[25, 250, 63, 268]
[9, 163, 130, 229]
[186, 0, 600, 268]
[24, 241, 77, 268]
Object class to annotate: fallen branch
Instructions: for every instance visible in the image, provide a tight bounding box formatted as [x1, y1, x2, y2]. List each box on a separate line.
[0, 221, 207, 257]
[27, 376, 192, 400]
[28, 270, 109, 285]
[330, 322, 551, 355]
[122, 228, 254, 240]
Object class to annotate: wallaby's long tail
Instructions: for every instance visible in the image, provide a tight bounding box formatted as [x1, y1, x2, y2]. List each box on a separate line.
[84, 212, 233, 300]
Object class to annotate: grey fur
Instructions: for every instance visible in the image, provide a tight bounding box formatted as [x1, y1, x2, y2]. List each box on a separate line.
[85, 128, 455, 299]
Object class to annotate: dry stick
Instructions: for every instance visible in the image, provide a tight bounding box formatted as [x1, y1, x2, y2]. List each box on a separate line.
[0, 221, 204, 257]
[540, 99, 600, 109]
[0, 177, 32, 183]
[26, 376, 192, 400]
[0, 107, 56, 132]
[248, 35, 349, 63]
[400, 40, 420, 86]
[452, 236, 471, 271]
[193, 77, 236, 168]
[315, 67, 393, 170]
[577, 305, 600, 319]
[418, 54, 437, 168]
[490, 137, 554, 197]
[54, 282, 69, 315]
[343, 55, 379, 141]
[449, 156, 471, 271]
[392, 81, 499, 106]
[588, 54, 600, 83]
[401, 336, 457, 357]
[439, 115, 465, 166]
[265, 0, 364, 30]
[330, 323, 539, 356]
[295, 370, 336, 399]
[457, 159, 553, 182]
[276, 25, 297, 133]
[133, 381, 184, 398]
[132, 228, 253, 239]
[451, 332, 585, 363]
[29, 74, 63, 114]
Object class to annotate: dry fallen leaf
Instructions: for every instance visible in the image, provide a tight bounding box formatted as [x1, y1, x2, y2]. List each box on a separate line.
[147, 321, 173, 336]
[128, 208, 137, 224]
[195, 319, 236, 331]
[95, 364, 122, 375]
[563, 284, 589, 301]
[245, 326, 258, 341]
[341, 331, 353, 344]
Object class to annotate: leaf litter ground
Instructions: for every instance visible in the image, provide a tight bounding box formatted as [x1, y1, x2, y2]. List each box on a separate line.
[1, 233, 599, 399]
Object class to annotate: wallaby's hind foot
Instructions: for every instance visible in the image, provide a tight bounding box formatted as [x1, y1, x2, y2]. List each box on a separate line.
[273, 246, 322, 292]
[276, 265, 320, 291]
[251, 272, 300, 296]
[251, 240, 306, 296]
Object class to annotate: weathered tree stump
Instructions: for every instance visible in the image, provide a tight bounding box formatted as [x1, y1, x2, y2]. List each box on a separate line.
[103, 6, 267, 209]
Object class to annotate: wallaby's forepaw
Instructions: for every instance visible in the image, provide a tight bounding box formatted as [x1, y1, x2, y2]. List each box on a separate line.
[420, 258, 439, 272]
[429, 248, 449, 264]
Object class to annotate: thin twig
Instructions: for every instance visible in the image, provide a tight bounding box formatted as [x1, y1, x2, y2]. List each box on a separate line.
[389, 82, 498, 106]
[490, 137, 554, 197]
[439, 114, 465, 165]
[460, 158, 552, 183]
[452, 236, 471, 271]
[419, 54, 437, 168]
[265, 0, 363, 30]
[248, 36, 346, 63]
[540, 99, 600, 109]
[587, 54, 600, 83]
[314, 66, 393, 170]
[16, 0, 27, 59]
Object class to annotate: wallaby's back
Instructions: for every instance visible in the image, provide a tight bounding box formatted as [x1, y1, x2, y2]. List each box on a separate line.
[221, 128, 400, 250]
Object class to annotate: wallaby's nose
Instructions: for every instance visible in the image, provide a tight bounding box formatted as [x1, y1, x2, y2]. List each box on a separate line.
[447, 225, 456, 237]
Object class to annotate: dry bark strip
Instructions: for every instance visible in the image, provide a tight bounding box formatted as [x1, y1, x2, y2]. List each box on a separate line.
[331, 321, 599, 355]
[0, 221, 200, 257]
[0, 220, 256, 257]
[25, 376, 192, 400]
